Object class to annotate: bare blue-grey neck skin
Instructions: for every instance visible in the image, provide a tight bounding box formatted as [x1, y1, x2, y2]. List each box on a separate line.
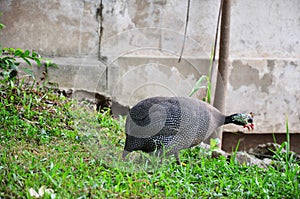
[225, 113, 254, 127]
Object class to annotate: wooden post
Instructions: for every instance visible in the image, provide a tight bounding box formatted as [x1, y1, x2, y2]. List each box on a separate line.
[210, 0, 231, 148]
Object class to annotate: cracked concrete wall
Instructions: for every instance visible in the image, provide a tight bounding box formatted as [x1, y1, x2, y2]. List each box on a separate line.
[0, 0, 299, 133]
[0, 0, 99, 57]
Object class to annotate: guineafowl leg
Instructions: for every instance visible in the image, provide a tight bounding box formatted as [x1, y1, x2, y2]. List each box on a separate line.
[122, 150, 130, 160]
[174, 152, 181, 165]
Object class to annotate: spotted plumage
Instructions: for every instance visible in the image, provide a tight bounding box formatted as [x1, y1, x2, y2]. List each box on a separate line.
[123, 96, 254, 164]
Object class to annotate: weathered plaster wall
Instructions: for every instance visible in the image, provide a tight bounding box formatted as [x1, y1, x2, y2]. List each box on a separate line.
[0, 0, 299, 133]
[0, 0, 99, 57]
[231, 0, 299, 58]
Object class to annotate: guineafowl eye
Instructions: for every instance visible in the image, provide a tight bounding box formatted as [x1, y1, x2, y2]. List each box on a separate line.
[248, 118, 253, 123]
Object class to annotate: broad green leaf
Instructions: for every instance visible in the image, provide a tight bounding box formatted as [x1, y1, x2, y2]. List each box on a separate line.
[34, 57, 42, 67]
[14, 48, 23, 57]
[189, 75, 207, 97]
[22, 57, 32, 66]
[0, 23, 6, 30]
[8, 48, 14, 53]
[31, 51, 40, 58]
[23, 49, 30, 57]
[21, 68, 35, 80]
[44, 59, 58, 68]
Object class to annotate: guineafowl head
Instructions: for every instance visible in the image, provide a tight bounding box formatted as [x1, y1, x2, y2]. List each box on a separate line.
[225, 112, 254, 130]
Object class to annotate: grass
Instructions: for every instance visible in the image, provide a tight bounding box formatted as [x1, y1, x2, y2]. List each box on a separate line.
[0, 80, 299, 198]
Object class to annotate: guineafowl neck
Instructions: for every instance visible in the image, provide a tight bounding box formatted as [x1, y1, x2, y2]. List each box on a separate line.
[224, 114, 238, 125]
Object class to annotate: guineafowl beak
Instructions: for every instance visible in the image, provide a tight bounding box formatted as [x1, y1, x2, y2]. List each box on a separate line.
[243, 123, 254, 131]
[243, 112, 254, 131]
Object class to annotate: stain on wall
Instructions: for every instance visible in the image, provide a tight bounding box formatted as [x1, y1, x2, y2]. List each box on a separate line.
[230, 61, 273, 93]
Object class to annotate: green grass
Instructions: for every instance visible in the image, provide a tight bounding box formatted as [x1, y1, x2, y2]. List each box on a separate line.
[0, 81, 299, 198]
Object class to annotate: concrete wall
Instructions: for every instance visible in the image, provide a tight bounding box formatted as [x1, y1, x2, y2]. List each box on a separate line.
[0, 0, 299, 133]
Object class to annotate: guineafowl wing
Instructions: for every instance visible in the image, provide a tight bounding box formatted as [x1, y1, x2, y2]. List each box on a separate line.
[126, 97, 182, 139]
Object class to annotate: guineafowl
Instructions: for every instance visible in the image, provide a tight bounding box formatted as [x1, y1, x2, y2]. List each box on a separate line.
[122, 96, 254, 164]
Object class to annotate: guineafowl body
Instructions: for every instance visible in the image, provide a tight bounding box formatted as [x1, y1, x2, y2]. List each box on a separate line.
[123, 96, 253, 164]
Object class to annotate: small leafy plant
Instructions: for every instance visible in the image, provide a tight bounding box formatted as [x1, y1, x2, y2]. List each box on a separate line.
[188, 43, 214, 103]
[0, 47, 57, 81]
[0, 20, 56, 82]
[0, 21, 66, 143]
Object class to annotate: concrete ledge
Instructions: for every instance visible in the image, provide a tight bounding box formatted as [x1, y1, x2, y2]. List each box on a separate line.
[222, 131, 300, 155]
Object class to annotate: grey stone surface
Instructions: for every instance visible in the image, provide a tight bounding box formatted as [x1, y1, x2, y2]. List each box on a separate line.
[234, 151, 270, 168]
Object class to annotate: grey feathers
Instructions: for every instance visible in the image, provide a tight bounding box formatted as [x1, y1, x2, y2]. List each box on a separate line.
[123, 97, 227, 162]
